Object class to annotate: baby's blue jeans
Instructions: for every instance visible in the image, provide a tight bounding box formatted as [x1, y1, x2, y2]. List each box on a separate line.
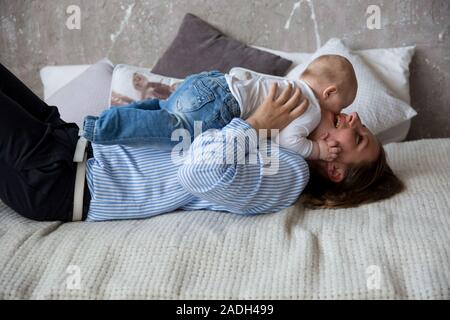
[82, 70, 241, 149]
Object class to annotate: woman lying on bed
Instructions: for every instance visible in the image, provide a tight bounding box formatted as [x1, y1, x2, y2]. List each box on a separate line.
[0, 63, 403, 222]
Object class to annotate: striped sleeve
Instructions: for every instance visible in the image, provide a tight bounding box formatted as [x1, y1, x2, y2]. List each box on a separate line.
[177, 118, 310, 215]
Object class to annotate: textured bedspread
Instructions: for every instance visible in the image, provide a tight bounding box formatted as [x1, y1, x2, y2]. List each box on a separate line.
[1, 138, 449, 299]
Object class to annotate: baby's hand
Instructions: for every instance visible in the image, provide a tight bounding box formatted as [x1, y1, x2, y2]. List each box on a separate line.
[318, 132, 341, 162]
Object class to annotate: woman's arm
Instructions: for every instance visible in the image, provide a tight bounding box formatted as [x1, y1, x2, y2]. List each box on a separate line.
[177, 118, 310, 214]
[177, 83, 311, 214]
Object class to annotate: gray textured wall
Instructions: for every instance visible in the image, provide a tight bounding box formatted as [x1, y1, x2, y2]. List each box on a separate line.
[1, 0, 449, 139]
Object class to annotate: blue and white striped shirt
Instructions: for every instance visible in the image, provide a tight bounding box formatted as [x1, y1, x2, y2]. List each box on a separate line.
[85, 118, 309, 221]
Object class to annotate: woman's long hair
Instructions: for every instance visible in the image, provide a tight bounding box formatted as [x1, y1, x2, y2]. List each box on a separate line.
[301, 145, 404, 209]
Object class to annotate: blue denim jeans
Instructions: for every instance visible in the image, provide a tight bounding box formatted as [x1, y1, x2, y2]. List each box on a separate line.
[82, 70, 241, 149]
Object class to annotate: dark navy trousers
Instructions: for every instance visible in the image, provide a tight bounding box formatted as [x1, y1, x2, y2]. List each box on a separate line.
[0, 63, 90, 221]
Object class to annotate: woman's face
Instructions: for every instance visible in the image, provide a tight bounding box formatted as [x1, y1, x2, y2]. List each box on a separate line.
[308, 110, 380, 181]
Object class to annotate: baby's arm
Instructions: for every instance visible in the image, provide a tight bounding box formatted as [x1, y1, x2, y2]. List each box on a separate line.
[278, 117, 340, 161]
[306, 134, 341, 161]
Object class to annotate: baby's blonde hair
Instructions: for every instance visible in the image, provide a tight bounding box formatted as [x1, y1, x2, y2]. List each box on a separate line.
[301, 54, 358, 104]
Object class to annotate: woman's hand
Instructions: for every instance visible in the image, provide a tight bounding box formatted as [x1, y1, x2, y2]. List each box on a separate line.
[246, 83, 309, 136]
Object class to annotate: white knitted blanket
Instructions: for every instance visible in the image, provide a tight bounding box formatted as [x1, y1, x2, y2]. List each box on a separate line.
[1, 138, 449, 300]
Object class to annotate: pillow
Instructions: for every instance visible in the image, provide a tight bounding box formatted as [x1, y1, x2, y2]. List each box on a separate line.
[151, 13, 293, 78]
[40, 64, 90, 100]
[375, 120, 411, 144]
[109, 64, 183, 107]
[251, 45, 311, 71]
[253, 44, 416, 143]
[357, 47, 414, 104]
[45, 58, 114, 128]
[253, 45, 415, 103]
[350, 46, 414, 143]
[282, 39, 417, 137]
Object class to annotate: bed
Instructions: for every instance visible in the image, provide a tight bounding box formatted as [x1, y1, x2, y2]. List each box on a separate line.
[1, 138, 449, 299]
[1, 10, 449, 299]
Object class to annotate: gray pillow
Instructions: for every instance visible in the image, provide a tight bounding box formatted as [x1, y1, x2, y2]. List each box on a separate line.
[46, 58, 114, 128]
[151, 13, 292, 78]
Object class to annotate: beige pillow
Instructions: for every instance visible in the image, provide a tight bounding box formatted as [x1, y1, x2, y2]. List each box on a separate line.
[109, 64, 183, 107]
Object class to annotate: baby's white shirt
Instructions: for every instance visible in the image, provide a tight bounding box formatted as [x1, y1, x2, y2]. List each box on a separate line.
[224, 67, 321, 158]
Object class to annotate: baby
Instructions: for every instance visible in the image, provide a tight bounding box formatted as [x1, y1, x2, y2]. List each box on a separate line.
[225, 55, 358, 161]
[82, 55, 358, 162]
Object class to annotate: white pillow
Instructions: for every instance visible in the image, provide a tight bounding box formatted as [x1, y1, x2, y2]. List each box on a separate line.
[357, 47, 414, 104]
[45, 58, 114, 128]
[292, 39, 416, 137]
[40, 64, 91, 100]
[253, 44, 414, 105]
[253, 43, 416, 143]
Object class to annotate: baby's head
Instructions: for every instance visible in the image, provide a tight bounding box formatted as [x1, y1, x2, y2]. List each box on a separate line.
[300, 54, 358, 114]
